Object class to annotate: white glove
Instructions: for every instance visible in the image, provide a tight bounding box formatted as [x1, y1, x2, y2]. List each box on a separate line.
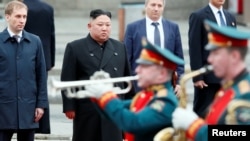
[85, 82, 114, 98]
[172, 107, 198, 130]
[84, 70, 114, 98]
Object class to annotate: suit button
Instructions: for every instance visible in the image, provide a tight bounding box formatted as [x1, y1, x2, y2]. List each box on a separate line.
[113, 67, 118, 71]
[90, 53, 94, 56]
[114, 52, 118, 56]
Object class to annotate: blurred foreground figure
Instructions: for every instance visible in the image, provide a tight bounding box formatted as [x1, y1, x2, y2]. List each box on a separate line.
[172, 20, 250, 141]
[85, 38, 184, 141]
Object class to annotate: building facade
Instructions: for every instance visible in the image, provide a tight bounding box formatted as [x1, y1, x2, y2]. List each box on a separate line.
[42, 0, 208, 20]
[0, 0, 249, 25]
[0, 0, 208, 20]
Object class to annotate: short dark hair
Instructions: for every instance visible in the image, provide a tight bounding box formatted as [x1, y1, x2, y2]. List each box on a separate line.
[89, 9, 112, 19]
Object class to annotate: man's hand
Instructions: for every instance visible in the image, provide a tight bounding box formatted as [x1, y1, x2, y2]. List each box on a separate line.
[34, 108, 44, 122]
[65, 111, 75, 119]
[172, 107, 198, 130]
[194, 80, 208, 89]
[174, 84, 182, 97]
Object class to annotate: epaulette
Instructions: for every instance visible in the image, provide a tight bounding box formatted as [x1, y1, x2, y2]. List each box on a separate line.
[238, 80, 250, 95]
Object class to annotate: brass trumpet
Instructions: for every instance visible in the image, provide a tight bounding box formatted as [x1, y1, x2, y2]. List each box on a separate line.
[154, 65, 213, 141]
[49, 70, 138, 98]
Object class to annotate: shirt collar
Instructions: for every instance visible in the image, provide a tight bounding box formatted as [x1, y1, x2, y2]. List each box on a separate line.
[7, 27, 23, 38]
[146, 16, 162, 26]
[209, 2, 223, 15]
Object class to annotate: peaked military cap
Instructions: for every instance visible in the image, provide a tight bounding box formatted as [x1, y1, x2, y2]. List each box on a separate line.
[204, 19, 250, 50]
[136, 38, 184, 70]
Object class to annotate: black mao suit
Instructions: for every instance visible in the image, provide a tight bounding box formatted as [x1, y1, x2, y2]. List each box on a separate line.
[188, 5, 236, 118]
[61, 34, 134, 141]
[24, 0, 55, 133]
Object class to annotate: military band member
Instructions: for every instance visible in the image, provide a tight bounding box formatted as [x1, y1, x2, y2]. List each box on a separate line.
[172, 20, 250, 141]
[85, 38, 184, 141]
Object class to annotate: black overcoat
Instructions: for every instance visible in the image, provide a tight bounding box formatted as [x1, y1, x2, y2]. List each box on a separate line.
[24, 0, 55, 71]
[61, 34, 134, 141]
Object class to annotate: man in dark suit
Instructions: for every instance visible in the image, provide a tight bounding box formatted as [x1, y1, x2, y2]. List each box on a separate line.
[60, 9, 134, 141]
[188, 0, 236, 118]
[124, 0, 184, 95]
[24, 0, 55, 71]
[23, 0, 55, 134]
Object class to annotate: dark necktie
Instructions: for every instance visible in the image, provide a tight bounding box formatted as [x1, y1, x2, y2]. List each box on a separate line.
[152, 22, 161, 47]
[13, 35, 19, 43]
[218, 10, 226, 26]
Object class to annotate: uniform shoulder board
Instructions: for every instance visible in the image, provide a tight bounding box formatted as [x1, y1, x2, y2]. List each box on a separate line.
[238, 80, 250, 94]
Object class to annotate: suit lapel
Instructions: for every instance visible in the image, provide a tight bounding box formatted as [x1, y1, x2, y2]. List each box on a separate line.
[100, 40, 115, 68]
[205, 5, 217, 23]
[223, 10, 236, 27]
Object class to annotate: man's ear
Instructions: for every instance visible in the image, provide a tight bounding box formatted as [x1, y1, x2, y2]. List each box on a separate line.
[5, 14, 10, 21]
[229, 49, 241, 66]
[232, 49, 241, 60]
[87, 23, 91, 29]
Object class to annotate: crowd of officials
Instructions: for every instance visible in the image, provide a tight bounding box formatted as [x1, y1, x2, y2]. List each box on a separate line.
[0, 0, 250, 141]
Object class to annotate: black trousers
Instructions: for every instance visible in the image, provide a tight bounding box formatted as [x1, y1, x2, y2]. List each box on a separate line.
[0, 129, 35, 141]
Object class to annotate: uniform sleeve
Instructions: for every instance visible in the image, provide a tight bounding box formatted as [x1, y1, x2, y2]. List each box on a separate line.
[36, 37, 49, 109]
[99, 92, 178, 134]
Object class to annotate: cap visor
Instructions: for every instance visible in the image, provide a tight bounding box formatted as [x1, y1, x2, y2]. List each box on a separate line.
[136, 58, 154, 65]
[205, 43, 218, 50]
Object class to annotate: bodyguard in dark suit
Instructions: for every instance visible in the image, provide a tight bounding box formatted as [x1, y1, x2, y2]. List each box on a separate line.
[23, 0, 55, 134]
[61, 9, 134, 141]
[24, 0, 55, 71]
[124, 0, 184, 94]
[188, 0, 236, 118]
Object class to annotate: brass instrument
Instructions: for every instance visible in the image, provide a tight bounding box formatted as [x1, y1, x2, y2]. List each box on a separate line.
[154, 65, 213, 141]
[49, 70, 139, 98]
